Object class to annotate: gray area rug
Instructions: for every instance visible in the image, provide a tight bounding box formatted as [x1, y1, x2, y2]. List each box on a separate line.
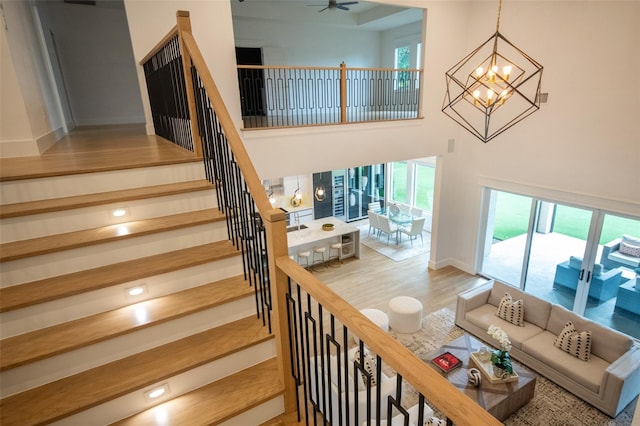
[358, 224, 430, 262]
[387, 308, 636, 425]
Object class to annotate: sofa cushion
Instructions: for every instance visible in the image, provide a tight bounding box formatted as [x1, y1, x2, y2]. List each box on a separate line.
[554, 321, 592, 361]
[547, 305, 633, 363]
[488, 281, 552, 329]
[608, 250, 640, 268]
[522, 330, 609, 394]
[496, 293, 524, 326]
[465, 304, 544, 350]
[569, 256, 583, 270]
[619, 241, 640, 258]
[621, 234, 640, 246]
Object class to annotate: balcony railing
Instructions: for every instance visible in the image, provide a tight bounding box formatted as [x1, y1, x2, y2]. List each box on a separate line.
[141, 10, 499, 426]
[238, 64, 423, 129]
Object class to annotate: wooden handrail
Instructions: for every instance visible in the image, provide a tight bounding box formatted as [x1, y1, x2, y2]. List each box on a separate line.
[237, 64, 424, 73]
[139, 25, 179, 66]
[276, 256, 500, 426]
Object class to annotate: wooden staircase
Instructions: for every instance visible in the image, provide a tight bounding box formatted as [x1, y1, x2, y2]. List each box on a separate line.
[0, 136, 284, 425]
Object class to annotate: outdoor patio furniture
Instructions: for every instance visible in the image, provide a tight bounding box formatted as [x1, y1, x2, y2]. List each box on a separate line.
[599, 235, 640, 270]
[552, 256, 623, 302]
[614, 279, 640, 316]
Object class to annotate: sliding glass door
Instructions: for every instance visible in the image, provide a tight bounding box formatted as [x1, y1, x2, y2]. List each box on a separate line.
[480, 188, 640, 339]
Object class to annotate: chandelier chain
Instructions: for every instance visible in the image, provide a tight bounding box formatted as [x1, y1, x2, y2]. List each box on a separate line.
[496, 0, 502, 33]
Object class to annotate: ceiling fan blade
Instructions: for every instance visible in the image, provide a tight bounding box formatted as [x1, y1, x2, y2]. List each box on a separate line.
[338, 1, 359, 5]
[317, 6, 329, 12]
[336, 5, 350, 10]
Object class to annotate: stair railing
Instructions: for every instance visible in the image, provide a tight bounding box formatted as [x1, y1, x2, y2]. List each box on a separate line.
[140, 11, 500, 426]
[237, 64, 422, 129]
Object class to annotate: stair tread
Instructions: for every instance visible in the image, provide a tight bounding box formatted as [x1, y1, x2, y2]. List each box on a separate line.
[111, 358, 283, 426]
[0, 316, 273, 426]
[0, 240, 239, 313]
[0, 180, 216, 219]
[0, 275, 253, 371]
[0, 209, 225, 262]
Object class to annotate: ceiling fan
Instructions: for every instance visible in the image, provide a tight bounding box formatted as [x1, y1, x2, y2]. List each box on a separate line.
[309, 0, 359, 13]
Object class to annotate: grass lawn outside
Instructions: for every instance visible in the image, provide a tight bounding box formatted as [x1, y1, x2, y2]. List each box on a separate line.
[493, 191, 640, 245]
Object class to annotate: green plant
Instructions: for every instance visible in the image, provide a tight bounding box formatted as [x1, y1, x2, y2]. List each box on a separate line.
[488, 325, 513, 374]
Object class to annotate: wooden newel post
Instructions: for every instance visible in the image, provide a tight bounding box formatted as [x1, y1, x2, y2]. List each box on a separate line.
[176, 11, 204, 158]
[340, 62, 347, 123]
[264, 209, 299, 418]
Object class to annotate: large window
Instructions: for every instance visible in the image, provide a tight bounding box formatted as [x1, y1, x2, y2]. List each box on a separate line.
[389, 158, 435, 213]
[480, 188, 640, 339]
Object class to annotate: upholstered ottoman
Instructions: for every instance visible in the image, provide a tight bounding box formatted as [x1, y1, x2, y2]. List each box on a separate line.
[388, 296, 423, 333]
[354, 308, 390, 344]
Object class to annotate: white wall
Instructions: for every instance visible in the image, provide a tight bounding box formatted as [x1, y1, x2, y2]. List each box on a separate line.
[42, 1, 144, 126]
[124, 0, 242, 135]
[233, 16, 382, 68]
[0, 0, 61, 157]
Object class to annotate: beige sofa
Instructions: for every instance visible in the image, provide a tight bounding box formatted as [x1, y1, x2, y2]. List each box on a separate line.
[455, 280, 640, 417]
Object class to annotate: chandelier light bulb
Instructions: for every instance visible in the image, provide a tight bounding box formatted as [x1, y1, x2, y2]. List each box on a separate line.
[503, 65, 512, 80]
[475, 67, 484, 78]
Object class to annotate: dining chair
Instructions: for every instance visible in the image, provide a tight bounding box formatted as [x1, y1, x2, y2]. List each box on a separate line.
[410, 207, 423, 217]
[367, 201, 381, 212]
[400, 217, 426, 247]
[377, 215, 399, 245]
[367, 210, 380, 237]
[399, 204, 411, 214]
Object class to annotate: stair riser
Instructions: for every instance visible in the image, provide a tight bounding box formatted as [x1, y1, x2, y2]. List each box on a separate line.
[50, 343, 277, 426]
[0, 163, 206, 204]
[1, 296, 259, 396]
[1, 256, 244, 337]
[1, 222, 230, 286]
[0, 191, 218, 243]
[219, 397, 285, 426]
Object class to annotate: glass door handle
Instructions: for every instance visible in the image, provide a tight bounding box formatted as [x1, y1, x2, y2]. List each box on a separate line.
[579, 269, 584, 280]
[586, 271, 591, 283]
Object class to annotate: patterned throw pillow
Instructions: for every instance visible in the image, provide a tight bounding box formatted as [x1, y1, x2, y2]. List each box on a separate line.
[353, 350, 377, 386]
[496, 293, 524, 326]
[554, 321, 592, 361]
[619, 241, 640, 258]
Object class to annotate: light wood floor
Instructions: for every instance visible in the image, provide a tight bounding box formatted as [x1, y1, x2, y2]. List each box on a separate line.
[313, 236, 489, 317]
[0, 124, 199, 181]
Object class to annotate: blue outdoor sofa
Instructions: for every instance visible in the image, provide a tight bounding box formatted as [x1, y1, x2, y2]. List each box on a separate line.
[553, 256, 623, 302]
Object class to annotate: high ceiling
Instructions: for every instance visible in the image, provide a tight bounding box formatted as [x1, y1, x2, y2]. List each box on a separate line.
[230, 0, 423, 31]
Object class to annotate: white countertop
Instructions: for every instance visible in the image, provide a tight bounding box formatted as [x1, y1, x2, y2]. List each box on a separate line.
[287, 217, 359, 248]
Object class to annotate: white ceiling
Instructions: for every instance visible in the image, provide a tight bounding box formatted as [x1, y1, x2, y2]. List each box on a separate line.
[230, 0, 423, 31]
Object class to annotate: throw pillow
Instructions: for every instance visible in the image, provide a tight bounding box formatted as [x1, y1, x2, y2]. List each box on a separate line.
[554, 321, 592, 362]
[619, 241, 640, 258]
[496, 293, 524, 326]
[353, 350, 377, 387]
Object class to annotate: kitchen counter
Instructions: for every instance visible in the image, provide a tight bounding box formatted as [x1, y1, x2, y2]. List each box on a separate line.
[288, 217, 360, 261]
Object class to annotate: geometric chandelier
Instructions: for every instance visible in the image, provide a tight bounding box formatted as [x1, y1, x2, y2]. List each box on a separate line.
[442, 0, 543, 143]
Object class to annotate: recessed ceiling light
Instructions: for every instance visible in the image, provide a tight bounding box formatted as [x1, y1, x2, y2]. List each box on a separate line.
[144, 383, 170, 402]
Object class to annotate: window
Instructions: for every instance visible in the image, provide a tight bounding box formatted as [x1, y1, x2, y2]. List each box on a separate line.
[389, 158, 436, 213]
[414, 163, 434, 211]
[390, 161, 408, 203]
[394, 46, 411, 89]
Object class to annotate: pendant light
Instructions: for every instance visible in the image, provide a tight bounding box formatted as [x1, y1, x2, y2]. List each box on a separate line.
[442, 0, 544, 143]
